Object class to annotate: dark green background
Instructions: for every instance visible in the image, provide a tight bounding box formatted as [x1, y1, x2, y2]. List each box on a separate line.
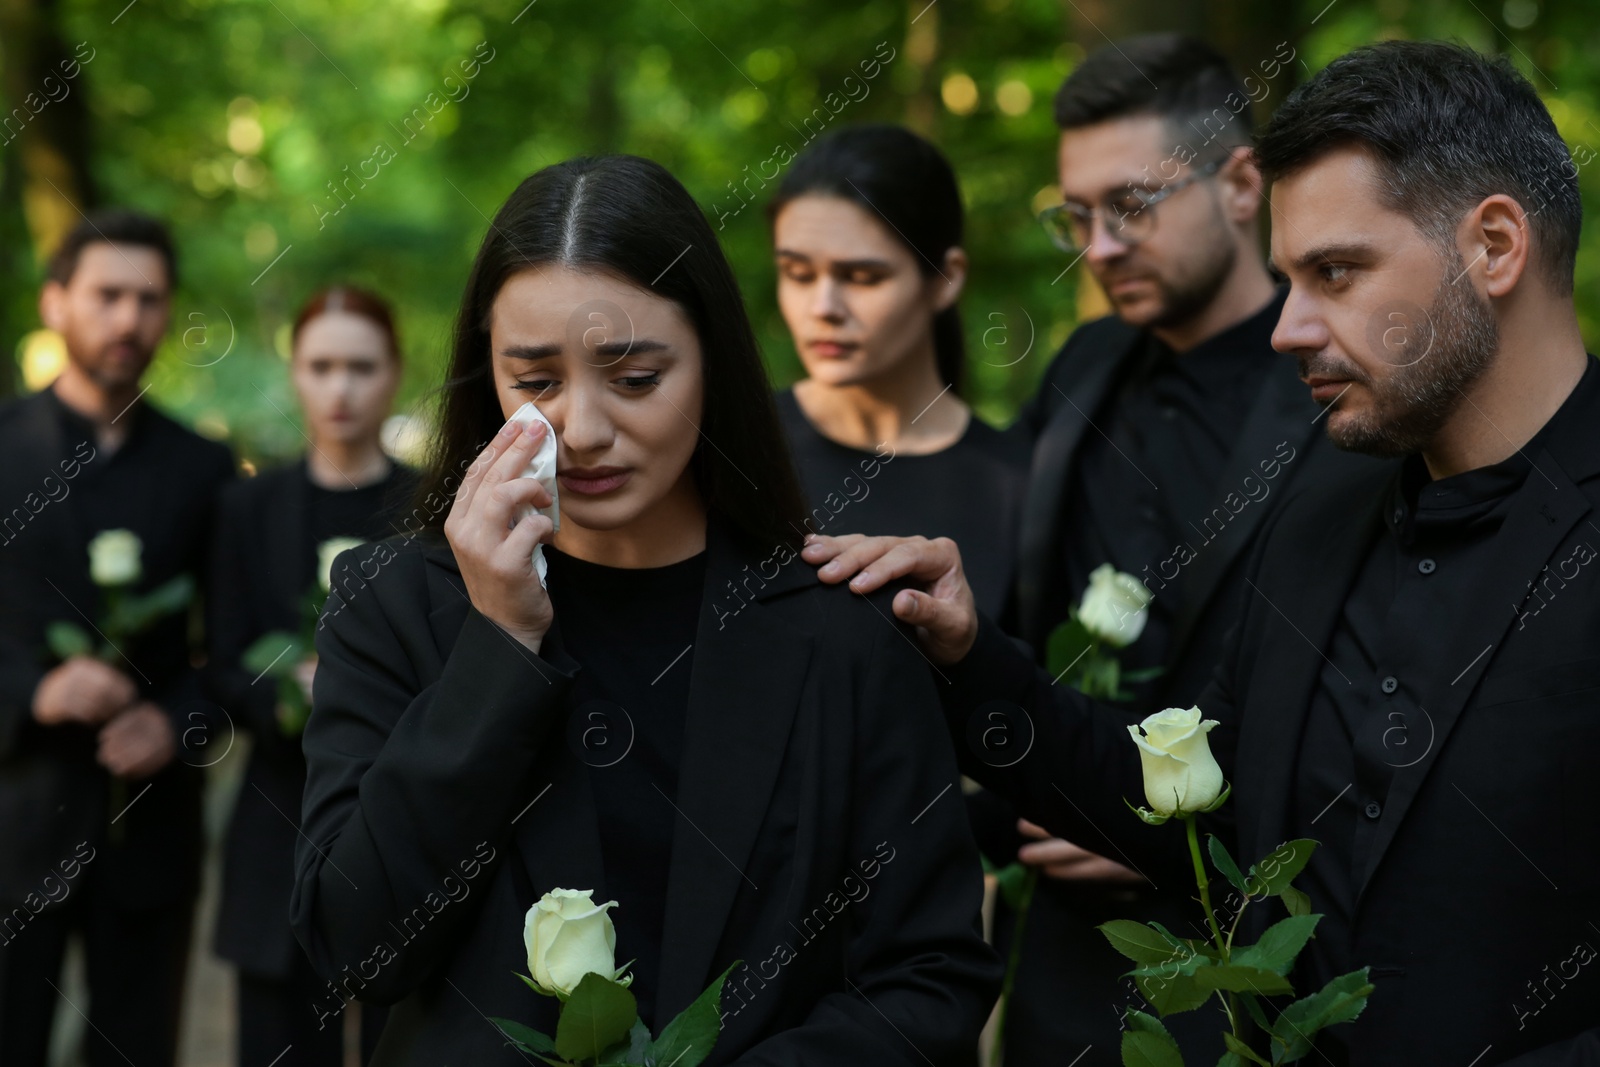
[2, 0, 1595, 466]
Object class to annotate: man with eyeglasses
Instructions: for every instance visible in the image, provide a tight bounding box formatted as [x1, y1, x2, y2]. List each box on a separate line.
[963, 33, 1374, 1065]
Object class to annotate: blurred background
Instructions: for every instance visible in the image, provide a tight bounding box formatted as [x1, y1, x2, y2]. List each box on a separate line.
[2, 0, 1598, 1063]
[4, 0, 1599, 464]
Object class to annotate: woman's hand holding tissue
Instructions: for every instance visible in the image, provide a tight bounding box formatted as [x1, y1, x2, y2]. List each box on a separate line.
[445, 413, 557, 654]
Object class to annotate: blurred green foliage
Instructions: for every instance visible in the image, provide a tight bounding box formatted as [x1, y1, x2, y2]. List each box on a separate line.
[3, 0, 1598, 467]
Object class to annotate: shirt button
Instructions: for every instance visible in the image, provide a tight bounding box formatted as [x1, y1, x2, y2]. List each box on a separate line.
[1418, 558, 1436, 574]
[1160, 406, 1177, 421]
[1364, 801, 1382, 819]
[1381, 676, 1399, 694]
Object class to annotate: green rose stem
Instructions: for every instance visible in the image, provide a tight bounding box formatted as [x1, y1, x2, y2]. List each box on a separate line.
[989, 865, 1038, 1067]
[1182, 814, 1241, 1039]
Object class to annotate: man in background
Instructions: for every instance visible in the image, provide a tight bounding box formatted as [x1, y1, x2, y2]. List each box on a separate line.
[0, 210, 234, 1064]
[964, 34, 1373, 1063]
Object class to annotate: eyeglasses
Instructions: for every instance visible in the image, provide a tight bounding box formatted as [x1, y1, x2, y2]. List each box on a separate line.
[1038, 157, 1226, 257]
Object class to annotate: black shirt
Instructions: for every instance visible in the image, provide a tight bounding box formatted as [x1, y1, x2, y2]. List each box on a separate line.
[306, 462, 418, 574]
[1057, 290, 1287, 707]
[1291, 356, 1600, 1013]
[775, 387, 1030, 624]
[542, 544, 707, 1031]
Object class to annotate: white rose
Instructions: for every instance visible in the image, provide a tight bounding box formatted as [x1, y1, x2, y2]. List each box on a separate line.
[523, 888, 632, 998]
[1128, 706, 1225, 817]
[317, 537, 366, 593]
[1078, 563, 1153, 648]
[88, 529, 143, 586]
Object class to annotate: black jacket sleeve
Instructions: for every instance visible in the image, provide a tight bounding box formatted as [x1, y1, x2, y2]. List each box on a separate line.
[731, 592, 1001, 1065]
[290, 546, 580, 1002]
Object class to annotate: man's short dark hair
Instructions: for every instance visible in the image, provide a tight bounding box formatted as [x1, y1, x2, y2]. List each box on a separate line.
[1254, 40, 1581, 295]
[1054, 33, 1253, 159]
[46, 209, 178, 289]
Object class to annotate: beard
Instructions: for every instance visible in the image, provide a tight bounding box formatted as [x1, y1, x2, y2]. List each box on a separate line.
[1096, 205, 1236, 332]
[1304, 249, 1500, 458]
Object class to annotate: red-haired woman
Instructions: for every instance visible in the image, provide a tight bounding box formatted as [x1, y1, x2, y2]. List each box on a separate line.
[207, 286, 419, 1066]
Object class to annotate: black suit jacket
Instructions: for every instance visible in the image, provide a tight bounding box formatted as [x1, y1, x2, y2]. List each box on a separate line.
[0, 388, 233, 909]
[944, 393, 1600, 1064]
[290, 517, 1001, 1065]
[207, 457, 418, 977]
[1005, 308, 1374, 705]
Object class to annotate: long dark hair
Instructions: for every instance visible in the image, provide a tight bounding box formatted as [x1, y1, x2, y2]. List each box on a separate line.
[413, 155, 809, 554]
[766, 124, 967, 395]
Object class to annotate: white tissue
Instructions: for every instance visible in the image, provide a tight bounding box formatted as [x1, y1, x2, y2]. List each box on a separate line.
[507, 400, 560, 587]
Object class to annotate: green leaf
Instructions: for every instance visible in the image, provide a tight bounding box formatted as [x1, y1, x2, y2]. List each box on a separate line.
[991, 860, 1031, 912]
[599, 1019, 652, 1065]
[1208, 834, 1247, 894]
[108, 573, 195, 633]
[1099, 920, 1186, 966]
[242, 631, 307, 676]
[1280, 886, 1311, 917]
[1222, 1032, 1271, 1066]
[1045, 614, 1095, 680]
[45, 621, 94, 661]
[1245, 840, 1317, 898]
[517, 971, 559, 998]
[1240, 991, 1272, 1033]
[1232, 915, 1320, 978]
[1193, 964, 1294, 996]
[649, 959, 740, 1067]
[488, 1017, 557, 1054]
[555, 972, 638, 1063]
[1217, 1054, 1249, 1067]
[1133, 955, 1213, 1015]
[1121, 1028, 1186, 1067]
[1270, 968, 1375, 1063]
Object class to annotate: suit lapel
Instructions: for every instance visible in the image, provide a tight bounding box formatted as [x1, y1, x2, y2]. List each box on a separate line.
[1354, 446, 1592, 901]
[1016, 329, 1139, 649]
[1241, 473, 1391, 863]
[654, 519, 814, 1022]
[1168, 360, 1319, 668]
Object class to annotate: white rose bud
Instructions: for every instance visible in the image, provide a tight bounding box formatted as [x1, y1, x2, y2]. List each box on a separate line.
[523, 888, 632, 998]
[1078, 563, 1153, 648]
[88, 529, 143, 586]
[317, 537, 366, 593]
[1128, 706, 1225, 817]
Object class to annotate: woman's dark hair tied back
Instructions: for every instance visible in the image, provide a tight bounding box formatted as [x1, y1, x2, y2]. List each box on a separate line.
[767, 125, 967, 395]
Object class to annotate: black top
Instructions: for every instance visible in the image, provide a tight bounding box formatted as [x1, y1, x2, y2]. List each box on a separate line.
[542, 545, 707, 1030]
[0, 385, 234, 908]
[1057, 291, 1286, 704]
[207, 456, 420, 977]
[1291, 356, 1600, 1016]
[292, 516, 1001, 1063]
[306, 463, 416, 554]
[774, 387, 1030, 625]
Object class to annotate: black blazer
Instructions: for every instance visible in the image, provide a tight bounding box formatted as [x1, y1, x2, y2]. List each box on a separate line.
[206, 457, 418, 978]
[1005, 308, 1375, 704]
[943, 404, 1600, 1064]
[0, 388, 233, 909]
[290, 517, 1001, 1064]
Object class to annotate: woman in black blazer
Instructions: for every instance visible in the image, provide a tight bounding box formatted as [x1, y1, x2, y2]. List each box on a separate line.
[208, 286, 418, 1066]
[290, 155, 1000, 1064]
